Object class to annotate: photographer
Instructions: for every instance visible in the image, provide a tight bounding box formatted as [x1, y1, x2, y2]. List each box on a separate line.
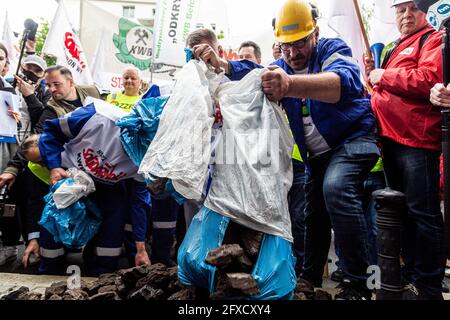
[14, 54, 50, 135]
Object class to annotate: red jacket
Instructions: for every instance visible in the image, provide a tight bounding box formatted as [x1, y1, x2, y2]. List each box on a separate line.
[371, 27, 443, 151]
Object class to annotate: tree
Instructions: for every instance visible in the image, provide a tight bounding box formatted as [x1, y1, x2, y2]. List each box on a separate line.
[35, 18, 56, 67]
[362, 1, 375, 37]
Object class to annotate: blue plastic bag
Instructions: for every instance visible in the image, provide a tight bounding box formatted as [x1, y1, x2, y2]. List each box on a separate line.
[39, 179, 102, 249]
[184, 48, 194, 63]
[116, 96, 169, 167]
[177, 206, 297, 300]
[117, 96, 186, 204]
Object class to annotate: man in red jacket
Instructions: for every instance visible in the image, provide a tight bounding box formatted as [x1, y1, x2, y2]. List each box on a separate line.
[366, 0, 445, 300]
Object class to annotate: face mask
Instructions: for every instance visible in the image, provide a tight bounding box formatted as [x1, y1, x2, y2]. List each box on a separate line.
[20, 70, 40, 84]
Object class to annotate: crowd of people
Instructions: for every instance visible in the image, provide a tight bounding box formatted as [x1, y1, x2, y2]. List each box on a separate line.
[0, 0, 450, 300]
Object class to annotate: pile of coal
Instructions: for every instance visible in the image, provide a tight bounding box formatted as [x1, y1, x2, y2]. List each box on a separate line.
[293, 278, 333, 300]
[1, 264, 196, 301]
[205, 221, 263, 299]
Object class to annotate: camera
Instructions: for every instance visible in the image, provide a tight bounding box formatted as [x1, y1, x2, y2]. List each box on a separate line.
[17, 72, 30, 83]
[0, 186, 16, 218]
[17, 70, 40, 85]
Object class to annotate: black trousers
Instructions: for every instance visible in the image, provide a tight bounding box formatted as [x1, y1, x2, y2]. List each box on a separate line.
[1, 167, 49, 246]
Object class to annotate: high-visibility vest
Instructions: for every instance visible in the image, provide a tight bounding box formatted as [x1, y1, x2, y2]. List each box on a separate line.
[284, 114, 302, 162]
[28, 162, 50, 185]
[106, 92, 142, 113]
[371, 157, 384, 173]
[292, 139, 302, 162]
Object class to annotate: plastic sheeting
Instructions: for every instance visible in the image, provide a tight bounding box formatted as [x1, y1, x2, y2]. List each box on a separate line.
[53, 168, 96, 209]
[116, 96, 169, 167]
[117, 96, 185, 204]
[40, 179, 102, 249]
[204, 68, 294, 242]
[138, 60, 223, 201]
[177, 206, 296, 300]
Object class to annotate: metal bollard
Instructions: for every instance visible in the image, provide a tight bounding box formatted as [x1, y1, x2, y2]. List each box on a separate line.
[373, 188, 406, 300]
[442, 109, 450, 262]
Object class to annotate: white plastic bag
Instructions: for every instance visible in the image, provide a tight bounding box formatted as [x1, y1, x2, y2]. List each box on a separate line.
[53, 168, 96, 209]
[138, 60, 223, 200]
[204, 68, 294, 242]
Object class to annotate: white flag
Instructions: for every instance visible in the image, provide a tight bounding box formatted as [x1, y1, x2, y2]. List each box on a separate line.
[152, 0, 201, 67]
[43, 0, 93, 85]
[90, 29, 107, 91]
[369, 0, 399, 45]
[2, 11, 19, 78]
[324, 0, 366, 73]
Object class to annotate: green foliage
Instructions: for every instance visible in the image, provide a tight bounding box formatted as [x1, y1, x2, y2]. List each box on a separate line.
[217, 30, 225, 40]
[35, 18, 57, 67]
[361, 1, 375, 36]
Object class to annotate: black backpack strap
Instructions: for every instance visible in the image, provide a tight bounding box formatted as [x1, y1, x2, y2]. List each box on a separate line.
[419, 30, 434, 52]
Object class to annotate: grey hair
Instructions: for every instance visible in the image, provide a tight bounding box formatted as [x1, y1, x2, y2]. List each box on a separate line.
[122, 66, 142, 79]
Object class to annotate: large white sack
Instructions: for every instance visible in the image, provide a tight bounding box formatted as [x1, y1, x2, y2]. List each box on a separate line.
[138, 60, 223, 200]
[204, 68, 294, 242]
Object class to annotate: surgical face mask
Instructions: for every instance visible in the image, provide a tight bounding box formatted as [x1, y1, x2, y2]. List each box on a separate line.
[20, 70, 40, 84]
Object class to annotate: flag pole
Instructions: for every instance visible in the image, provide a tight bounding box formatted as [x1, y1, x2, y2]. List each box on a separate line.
[352, 0, 373, 60]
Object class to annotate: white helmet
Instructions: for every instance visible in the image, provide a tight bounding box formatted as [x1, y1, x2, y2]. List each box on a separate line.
[391, 0, 413, 7]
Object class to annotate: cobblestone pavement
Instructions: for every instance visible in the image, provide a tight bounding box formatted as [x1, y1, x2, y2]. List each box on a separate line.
[1, 239, 449, 300]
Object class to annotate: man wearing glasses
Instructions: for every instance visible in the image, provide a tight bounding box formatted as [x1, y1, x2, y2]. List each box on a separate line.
[368, 0, 445, 300]
[193, 0, 379, 300]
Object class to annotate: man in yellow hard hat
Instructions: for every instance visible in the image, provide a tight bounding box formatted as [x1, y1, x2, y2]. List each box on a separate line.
[266, 1, 378, 301]
[194, 0, 379, 300]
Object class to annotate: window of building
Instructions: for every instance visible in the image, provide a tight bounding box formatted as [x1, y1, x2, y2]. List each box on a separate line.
[123, 5, 135, 18]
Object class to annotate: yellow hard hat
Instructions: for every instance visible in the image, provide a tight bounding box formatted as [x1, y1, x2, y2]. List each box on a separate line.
[274, 0, 316, 44]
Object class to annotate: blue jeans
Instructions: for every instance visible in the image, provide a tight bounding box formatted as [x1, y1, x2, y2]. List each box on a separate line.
[288, 159, 306, 275]
[335, 170, 386, 268]
[302, 134, 379, 287]
[363, 171, 386, 266]
[382, 138, 445, 298]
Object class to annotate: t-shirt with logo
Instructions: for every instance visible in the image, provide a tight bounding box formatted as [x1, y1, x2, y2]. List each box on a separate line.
[106, 92, 142, 113]
[295, 68, 331, 157]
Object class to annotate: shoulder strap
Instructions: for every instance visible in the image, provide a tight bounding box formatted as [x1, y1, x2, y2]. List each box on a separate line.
[381, 29, 434, 69]
[419, 30, 434, 52]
